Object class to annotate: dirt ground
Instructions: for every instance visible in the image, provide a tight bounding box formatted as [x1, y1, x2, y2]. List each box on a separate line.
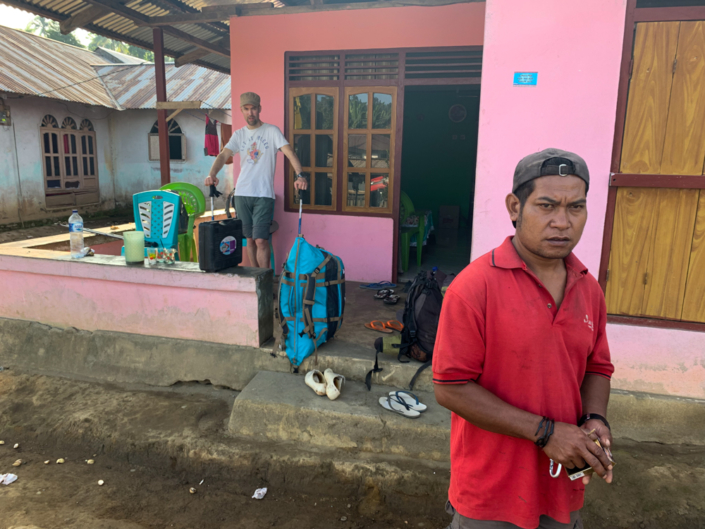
[0, 443, 421, 529]
[0, 372, 704, 529]
[0, 211, 133, 245]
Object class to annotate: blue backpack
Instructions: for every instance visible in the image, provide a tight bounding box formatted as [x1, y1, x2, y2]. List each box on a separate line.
[277, 236, 345, 367]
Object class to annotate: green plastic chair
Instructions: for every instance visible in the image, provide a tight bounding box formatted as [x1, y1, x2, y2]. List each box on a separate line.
[160, 182, 206, 262]
[399, 191, 425, 273]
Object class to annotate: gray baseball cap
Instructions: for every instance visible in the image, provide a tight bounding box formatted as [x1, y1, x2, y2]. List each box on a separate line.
[513, 148, 590, 193]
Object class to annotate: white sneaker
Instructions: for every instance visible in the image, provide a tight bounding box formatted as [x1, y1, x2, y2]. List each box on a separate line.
[305, 370, 326, 396]
[324, 368, 345, 401]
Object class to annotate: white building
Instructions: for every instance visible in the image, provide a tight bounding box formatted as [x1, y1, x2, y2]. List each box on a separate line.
[0, 26, 232, 225]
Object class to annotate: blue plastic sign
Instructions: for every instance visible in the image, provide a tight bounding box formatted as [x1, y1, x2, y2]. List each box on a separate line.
[513, 72, 538, 86]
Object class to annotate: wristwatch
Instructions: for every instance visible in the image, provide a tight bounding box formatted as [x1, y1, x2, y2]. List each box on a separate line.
[578, 413, 610, 431]
[296, 173, 307, 181]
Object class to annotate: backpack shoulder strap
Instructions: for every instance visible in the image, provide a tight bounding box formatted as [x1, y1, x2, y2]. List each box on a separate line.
[409, 360, 432, 391]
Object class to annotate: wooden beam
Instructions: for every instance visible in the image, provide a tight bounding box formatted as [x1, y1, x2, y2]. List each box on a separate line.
[137, 4, 275, 25]
[175, 45, 210, 67]
[60, 5, 111, 34]
[222, 0, 477, 16]
[156, 101, 203, 110]
[141, 0, 475, 23]
[83, 0, 231, 58]
[167, 108, 183, 121]
[154, 28, 171, 187]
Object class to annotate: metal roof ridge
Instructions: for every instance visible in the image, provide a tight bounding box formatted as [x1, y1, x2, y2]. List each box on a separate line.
[91, 65, 125, 111]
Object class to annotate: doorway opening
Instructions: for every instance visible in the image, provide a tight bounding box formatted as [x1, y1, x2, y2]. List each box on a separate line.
[399, 85, 480, 281]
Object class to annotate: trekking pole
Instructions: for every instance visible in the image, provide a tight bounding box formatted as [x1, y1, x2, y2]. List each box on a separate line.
[298, 198, 303, 236]
[208, 185, 222, 221]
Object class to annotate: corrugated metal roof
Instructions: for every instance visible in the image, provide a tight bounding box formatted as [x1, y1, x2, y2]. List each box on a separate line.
[0, 26, 231, 109]
[5, 0, 232, 73]
[95, 63, 231, 109]
[0, 25, 118, 107]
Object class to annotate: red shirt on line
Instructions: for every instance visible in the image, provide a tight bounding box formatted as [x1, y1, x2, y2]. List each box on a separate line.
[432, 237, 614, 529]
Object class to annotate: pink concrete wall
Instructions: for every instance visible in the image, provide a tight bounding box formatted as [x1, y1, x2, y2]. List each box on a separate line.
[472, 0, 626, 269]
[607, 323, 705, 399]
[229, 3, 485, 282]
[475, 0, 705, 400]
[0, 251, 265, 347]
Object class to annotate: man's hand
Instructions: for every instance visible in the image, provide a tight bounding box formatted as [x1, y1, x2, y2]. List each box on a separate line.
[294, 175, 308, 191]
[205, 175, 219, 187]
[542, 422, 613, 483]
[580, 418, 613, 485]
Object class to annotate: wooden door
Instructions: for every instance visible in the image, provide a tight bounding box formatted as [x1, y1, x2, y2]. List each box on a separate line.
[607, 21, 705, 323]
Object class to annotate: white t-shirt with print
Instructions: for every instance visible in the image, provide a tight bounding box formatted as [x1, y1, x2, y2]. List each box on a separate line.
[224, 123, 289, 199]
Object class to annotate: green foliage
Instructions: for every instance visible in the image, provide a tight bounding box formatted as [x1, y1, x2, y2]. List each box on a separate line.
[348, 95, 367, 129]
[315, 95, 334, 130]
[88, 34, 154, 61]
[372, 95, 392, 129]
[25, 17, 85, 48]
[23, 16, 154, 61]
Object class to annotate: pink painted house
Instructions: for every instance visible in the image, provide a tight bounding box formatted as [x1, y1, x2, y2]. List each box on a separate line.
[225, 0, 705, 401]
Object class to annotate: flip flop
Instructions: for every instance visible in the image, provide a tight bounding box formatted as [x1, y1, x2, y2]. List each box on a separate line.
[378, 395, 420, 419]
[385, 320, 404, 332]
[365, 320, 393, 334]
[388, 391, 427, 412]
[360, 281, 397, 290]
[383, 295, 400, 305]
[374, 289, 395, 299]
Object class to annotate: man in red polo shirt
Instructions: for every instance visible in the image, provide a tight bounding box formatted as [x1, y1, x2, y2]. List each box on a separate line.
[433, 148, 615, 529]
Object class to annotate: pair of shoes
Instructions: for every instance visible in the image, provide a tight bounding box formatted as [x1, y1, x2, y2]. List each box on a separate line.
[379, 390, 428, 419]
[360, 281, 396, 290]
[365, 320, 404, 334]
[374, 289, 400, 304]
[305, 369, 345, 400]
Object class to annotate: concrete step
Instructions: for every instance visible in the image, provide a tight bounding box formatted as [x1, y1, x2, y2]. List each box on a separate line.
[227, 370, 450, 462]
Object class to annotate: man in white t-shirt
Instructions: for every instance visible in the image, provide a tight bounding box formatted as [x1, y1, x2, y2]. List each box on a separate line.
[205, 92, 308, 268]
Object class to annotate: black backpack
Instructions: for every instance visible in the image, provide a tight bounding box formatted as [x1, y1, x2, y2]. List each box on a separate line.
[366, 269, 446, 391]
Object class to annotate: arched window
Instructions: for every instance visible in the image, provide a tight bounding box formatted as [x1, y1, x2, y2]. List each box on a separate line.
[41, 114, 99, 206]
[42, 115, 58, 128]
[148, 119, 186, 161]
[80, 119, 94, 131]
[61, 117, 77, 129]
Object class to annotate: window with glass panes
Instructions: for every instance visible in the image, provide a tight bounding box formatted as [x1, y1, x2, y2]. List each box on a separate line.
[288, 87, 338, 210]
[41, 115, 99, 194]
[284, 47, 481, 217]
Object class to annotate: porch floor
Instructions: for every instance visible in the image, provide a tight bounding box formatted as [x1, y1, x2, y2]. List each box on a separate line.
[270, 278, 436, 391]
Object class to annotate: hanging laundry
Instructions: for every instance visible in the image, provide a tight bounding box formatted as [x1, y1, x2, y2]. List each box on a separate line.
[220, 123, 234, 165]
[204, 115, 220, 156]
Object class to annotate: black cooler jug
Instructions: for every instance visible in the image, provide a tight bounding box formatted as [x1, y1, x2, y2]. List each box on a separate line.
[198, 185, 243, 272]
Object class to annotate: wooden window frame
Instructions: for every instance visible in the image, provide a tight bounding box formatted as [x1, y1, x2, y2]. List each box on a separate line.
[41, 117, 99, 197]
[342, 86, 396, 214]
[601, 0, 705, 332]
[288, 86, 338, 211]
[284, 46, 482, 282]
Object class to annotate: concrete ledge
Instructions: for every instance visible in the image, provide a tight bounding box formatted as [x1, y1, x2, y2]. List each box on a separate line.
[1, 317, 702, 447]
[227, 371, 450, 461]
[608, 390, 705, 446]
[0, 251, 272, 347]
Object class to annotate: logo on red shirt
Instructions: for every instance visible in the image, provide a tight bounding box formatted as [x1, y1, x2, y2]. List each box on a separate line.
[584, 314, 594, 332]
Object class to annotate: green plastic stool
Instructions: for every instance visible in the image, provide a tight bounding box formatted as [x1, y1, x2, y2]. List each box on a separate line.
[160, 182, 206, 262]
[399, 191, 425, 273]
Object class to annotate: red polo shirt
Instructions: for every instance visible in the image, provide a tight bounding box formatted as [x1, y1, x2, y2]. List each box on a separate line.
[433, 237, 614, 529]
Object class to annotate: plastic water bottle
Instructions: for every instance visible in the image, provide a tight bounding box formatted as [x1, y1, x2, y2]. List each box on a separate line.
[68, 209, 84, 259]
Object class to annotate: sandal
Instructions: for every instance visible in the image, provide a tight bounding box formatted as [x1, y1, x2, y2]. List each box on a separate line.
[383, 295, 400, 305]
[360, 281, 397, 290]
[385, 320, 404, 332]
[378, 395, 420, 419]
[374, 289, 395, 299]
[388, 391, 427, 412]
[365, 320, 393, 334]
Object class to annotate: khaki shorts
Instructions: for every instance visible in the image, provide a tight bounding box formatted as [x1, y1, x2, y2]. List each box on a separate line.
[234, 196, 274, 240]
[445, 502, 583, 529]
